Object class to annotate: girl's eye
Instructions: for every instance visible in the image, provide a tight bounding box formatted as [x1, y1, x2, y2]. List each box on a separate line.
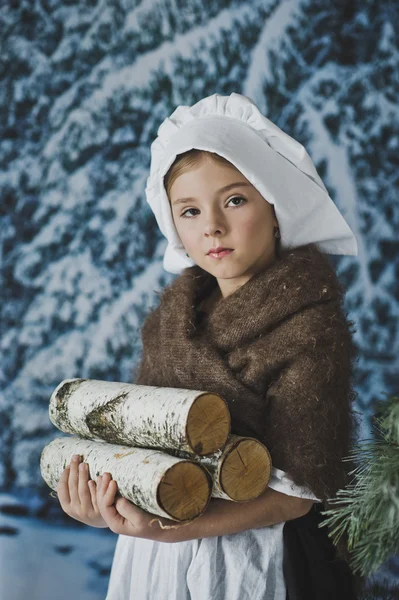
[180, 196, 247, 218]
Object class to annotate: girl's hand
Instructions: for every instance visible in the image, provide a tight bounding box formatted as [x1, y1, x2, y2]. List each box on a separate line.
[56, 455, 108, 528]
[96, 472, 175, 541]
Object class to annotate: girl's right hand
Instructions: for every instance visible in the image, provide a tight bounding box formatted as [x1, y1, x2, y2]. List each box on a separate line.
[56, 454, 108, 528]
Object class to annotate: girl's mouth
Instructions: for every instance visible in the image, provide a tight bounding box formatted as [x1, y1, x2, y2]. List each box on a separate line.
[208, 250, 234, 259]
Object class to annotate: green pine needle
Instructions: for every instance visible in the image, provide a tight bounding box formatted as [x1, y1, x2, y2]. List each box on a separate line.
[318, 395, 399, 576]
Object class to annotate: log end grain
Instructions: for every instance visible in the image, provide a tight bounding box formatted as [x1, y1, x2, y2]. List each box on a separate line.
[158, 461, 212, 521]
[186, 393, 230, 456]
[220, 439, 272, 501]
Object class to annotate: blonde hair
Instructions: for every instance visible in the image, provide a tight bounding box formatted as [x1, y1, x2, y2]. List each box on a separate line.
[164, 150, 234, 201]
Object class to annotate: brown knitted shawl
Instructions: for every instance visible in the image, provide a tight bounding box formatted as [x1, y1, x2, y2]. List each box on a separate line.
[133, 242, 359, 509]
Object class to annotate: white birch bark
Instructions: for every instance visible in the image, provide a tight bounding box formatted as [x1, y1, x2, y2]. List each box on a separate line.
[40, 436, 212, 521]
[49, 378, 230, 455]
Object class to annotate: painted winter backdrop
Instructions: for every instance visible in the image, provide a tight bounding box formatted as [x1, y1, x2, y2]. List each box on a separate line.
[1, 0, 398, 598]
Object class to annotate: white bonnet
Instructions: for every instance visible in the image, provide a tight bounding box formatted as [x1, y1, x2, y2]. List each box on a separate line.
[145, 92, 358, 274]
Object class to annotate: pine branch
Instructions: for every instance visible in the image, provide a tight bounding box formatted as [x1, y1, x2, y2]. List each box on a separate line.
[318, 395, 399, 576]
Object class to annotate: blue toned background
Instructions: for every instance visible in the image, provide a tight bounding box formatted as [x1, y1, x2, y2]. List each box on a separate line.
[1, 0, 398, 598]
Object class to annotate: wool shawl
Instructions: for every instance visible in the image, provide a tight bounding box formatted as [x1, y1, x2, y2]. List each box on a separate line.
[133, 243, 359, 520]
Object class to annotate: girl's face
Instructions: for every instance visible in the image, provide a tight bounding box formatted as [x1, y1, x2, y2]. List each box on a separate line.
[168, 158, 279, 298]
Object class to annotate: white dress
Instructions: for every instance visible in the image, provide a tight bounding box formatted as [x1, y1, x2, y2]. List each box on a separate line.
[105, 467, 322, 600]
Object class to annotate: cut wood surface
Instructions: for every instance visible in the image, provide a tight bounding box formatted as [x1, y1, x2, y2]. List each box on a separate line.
[49, 378, 231, 456]
[40, 436, 212, 521]
[167, 434, 272, 501]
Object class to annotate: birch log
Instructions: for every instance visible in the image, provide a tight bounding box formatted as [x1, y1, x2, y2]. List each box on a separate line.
[49, 379, 230, 456]
[167, 434, 272, 501]
[40, 436, 212, 521]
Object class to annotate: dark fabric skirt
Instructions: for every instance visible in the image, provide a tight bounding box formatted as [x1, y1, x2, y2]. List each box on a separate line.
[283, 502, 358, 600]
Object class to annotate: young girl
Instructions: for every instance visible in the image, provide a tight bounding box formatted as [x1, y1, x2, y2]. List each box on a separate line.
[57, 93, 362, 599]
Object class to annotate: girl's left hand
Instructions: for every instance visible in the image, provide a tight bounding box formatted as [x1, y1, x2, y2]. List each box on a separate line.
[96, 472, 176, 542]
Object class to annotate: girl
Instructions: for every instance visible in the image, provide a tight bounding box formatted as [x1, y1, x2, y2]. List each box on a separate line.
[57, 93, 362, 599]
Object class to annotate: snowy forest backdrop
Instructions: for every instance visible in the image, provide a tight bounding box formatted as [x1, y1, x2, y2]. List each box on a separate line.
[1, 0, 398, 598]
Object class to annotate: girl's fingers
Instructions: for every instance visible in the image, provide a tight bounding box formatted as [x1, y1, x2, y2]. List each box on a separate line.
[68, 455, 81, 505]
[88, 479, 99, 511]
[77, 461, 92, 510]
[96, 474, 104, 507]
[97, 474, 122, 530]
[97, 474, 117, 509]
[56, 467, 71, 508]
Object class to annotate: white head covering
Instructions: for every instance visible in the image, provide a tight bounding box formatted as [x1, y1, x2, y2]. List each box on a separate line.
[145, 92, 358, 274]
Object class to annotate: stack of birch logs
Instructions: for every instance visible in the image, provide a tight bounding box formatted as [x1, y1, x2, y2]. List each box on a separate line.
[40, 378, 272, 524]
